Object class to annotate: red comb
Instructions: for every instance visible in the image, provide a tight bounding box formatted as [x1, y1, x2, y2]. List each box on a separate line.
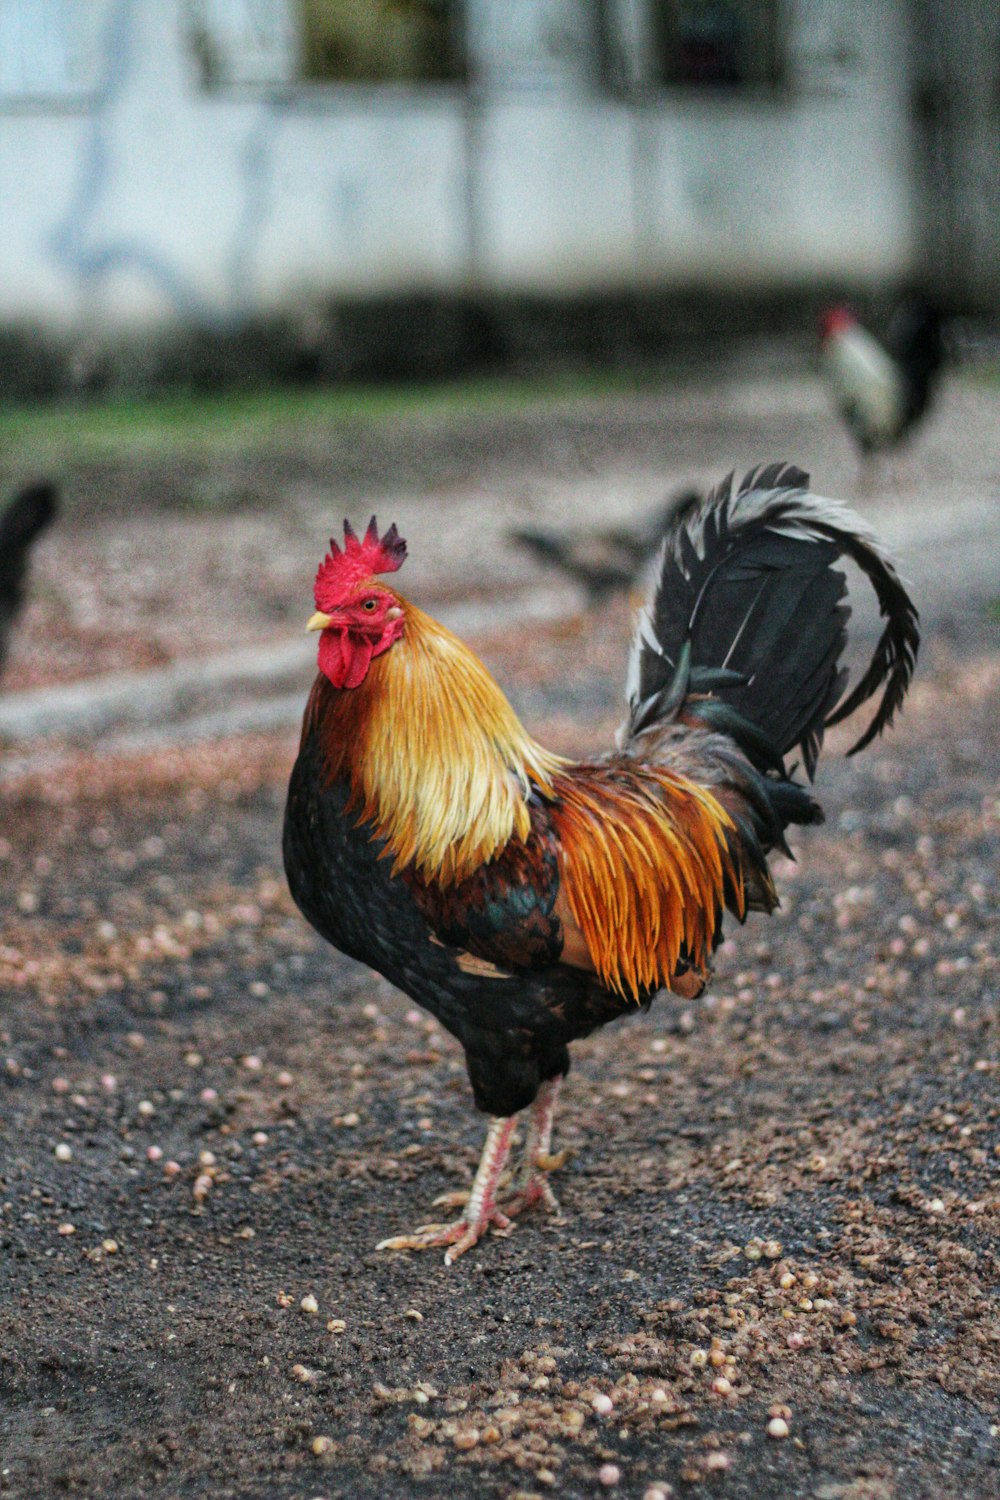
[314, 517, 407, 607]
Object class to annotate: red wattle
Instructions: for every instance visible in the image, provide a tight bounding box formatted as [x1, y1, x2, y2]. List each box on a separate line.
[318, 629, 374, 690]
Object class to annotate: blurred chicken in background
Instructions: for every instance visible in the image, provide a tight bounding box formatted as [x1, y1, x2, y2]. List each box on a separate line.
[819, 295, 945, 485]
[0, 482, 59, 682]
[510, 489, 701, 604]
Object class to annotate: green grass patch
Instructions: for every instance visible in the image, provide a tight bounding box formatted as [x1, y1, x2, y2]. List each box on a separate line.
[0, 370, 667, 469]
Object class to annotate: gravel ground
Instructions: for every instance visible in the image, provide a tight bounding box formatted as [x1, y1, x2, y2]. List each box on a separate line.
[1, 374, 999, 1498]
[1, 614, 998, 1500]
[4, 370, 1000, 698]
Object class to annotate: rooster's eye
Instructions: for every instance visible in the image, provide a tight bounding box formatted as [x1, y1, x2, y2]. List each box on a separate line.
[361, 598, 378, 611]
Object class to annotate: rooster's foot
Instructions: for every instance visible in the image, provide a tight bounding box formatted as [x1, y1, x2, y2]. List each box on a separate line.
[377, 1207, 513, 1265]
[501, 1175, 560, 1218]
[377, 1115, 517, 1265]
[432, 1168, 514, 1212]
[502, 1146, 570, 1218]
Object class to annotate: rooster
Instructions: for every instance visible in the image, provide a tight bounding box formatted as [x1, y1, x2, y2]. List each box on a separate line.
[283, 465, 917, 1263]
[819, 295, 944, 473]
[0, 481, 59, 682]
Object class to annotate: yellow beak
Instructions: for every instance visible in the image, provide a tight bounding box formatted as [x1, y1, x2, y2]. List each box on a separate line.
[306, 611, 333, 633]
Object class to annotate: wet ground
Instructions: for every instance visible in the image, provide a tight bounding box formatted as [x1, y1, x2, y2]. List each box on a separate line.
[2, 375, 1000, 1498]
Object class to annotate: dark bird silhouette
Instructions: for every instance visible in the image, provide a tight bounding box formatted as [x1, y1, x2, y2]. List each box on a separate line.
[283, 470, 918, 1263]
[510, 490, 701, 603]
[819, 295, 945, 473]
[0, 482, 59, 680]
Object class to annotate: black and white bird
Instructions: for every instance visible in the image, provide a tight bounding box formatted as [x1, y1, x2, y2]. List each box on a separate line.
[819, 296, 945, 478]
[510, 490, 701, 604]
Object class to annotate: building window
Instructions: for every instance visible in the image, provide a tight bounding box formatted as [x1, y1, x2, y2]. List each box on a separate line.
[599, 0, 784, 94]
[298, 0, 464, 83]
[654, 0, 782, 88]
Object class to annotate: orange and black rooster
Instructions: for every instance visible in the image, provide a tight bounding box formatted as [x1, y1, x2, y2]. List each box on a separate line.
[284, 464, 918, 1263]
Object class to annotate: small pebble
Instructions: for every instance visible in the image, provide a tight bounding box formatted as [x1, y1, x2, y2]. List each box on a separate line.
[291, 1364, 317, 1383]
[276, 1070, 294, 1087]
[767, 1417, 790, 1439]
[327, 1318, 346, 1334]
[163, 1160, 182, 1179]
[102, 1238, 118, 1254]
[100, 1074, 117, 1092]
[146, 1145, 163, 1163]
[645, 1488, 673, 1500]
[192, 1172, 213, 1201]
[137, 1100, 155, 1118]
[51, 1077, 70, 1095]
[711, 1376, 732, 1395]
[242, 1055, 263, 1072]
[300, 1294, 319, 1314]
[592, 1393, 614, 1415]
[453, 1429, 479, 1451]
[705, 1452, 730, 1472]
[58, 1222, 75, 1236]
[311, 1435, 334, 1455]
[599, 1463, 621, 1487]
[54, 1143, 73, 1162]
[252, 1131, 269, 1147]
[404, 1308, 423, 1321]
[199, 1087, 218, 1104]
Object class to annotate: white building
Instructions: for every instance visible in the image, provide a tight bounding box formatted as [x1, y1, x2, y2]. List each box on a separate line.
[0, 1, 991, 385]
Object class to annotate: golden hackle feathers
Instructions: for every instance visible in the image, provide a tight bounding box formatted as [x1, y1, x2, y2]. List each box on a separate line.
[307, 600, 565, 884]
[550, 767, 744, 998]
[307, 594, 744, 999]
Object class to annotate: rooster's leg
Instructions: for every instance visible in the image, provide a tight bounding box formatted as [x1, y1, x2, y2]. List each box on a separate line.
[376, 1116, 516, 1265]
[501, 1076, 567, 1218]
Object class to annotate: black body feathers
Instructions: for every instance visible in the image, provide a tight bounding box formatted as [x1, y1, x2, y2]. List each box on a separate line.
[0, 481, 59, 679]
[887, 295, 945, 433]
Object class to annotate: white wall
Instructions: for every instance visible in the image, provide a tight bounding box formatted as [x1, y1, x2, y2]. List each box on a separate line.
[0, 0, 918, 336]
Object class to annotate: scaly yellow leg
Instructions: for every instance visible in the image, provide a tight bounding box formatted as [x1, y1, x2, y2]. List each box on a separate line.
[377, 1116, 517, 1265]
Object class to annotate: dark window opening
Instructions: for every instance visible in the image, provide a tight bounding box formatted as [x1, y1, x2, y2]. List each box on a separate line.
[298, 0, 465, 83]
[655, 0, 783, 89]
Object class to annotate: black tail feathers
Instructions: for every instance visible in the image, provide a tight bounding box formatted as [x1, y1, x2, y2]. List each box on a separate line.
[622, 463, 918, 779]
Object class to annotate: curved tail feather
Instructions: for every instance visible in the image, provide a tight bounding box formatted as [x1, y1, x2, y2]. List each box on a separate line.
[622, 463, 919, 777]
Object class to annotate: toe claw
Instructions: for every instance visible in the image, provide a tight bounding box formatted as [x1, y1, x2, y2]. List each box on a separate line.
[432, 1190, 470, 1210]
